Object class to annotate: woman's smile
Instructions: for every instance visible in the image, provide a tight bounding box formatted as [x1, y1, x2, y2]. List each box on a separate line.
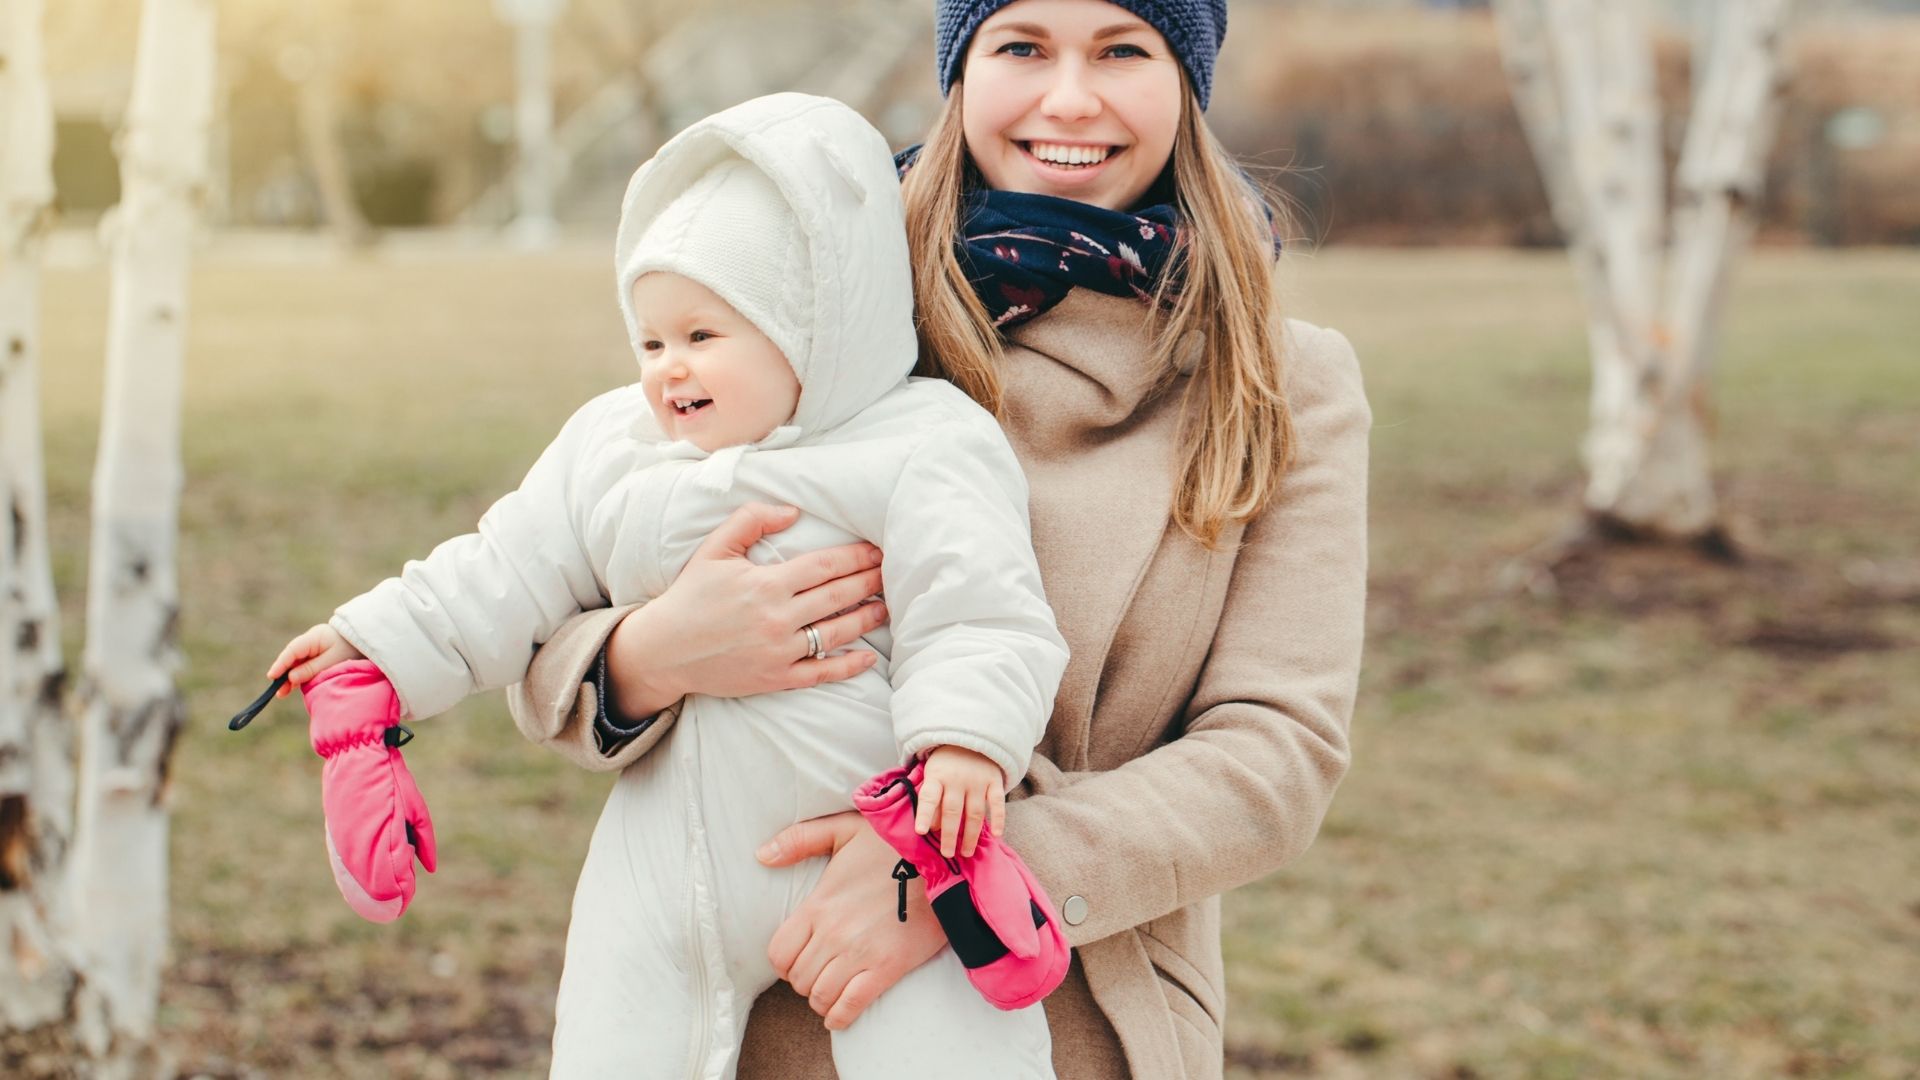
[1016, 140, 1129, 186]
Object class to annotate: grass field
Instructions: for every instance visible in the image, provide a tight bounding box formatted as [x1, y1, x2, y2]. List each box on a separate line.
[31, 243, 1920, 1078]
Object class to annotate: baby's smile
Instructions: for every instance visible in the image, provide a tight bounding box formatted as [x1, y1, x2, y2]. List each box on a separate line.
[666, 394, 714, 419]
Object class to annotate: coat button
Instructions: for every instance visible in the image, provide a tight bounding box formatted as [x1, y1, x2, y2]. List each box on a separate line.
[1062, 895, 1089, 926]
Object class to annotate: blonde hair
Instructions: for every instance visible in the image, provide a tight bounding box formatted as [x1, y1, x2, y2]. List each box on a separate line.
[901, 80, 1296, 549]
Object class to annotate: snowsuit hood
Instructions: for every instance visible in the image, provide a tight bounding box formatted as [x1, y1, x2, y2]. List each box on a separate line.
[614, 93, 919, 441]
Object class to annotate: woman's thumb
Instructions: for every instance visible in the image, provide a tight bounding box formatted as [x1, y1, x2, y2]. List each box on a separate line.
[698, 503, 800, 561]
[757, 818, 834, 866]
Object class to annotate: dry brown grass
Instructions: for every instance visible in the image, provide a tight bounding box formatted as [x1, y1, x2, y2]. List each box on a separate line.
[26, 241, 1920, 1077]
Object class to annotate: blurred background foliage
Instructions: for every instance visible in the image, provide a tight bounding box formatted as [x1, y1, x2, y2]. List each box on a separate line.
[41, 0, 1920, 245]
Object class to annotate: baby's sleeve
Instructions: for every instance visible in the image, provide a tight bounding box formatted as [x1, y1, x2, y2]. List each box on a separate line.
[328, 391, 621, 721]
[880, 414, 1069, 784]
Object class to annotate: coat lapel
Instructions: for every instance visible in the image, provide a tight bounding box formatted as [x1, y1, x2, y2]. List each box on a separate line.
[1000, 291, 1184, 770]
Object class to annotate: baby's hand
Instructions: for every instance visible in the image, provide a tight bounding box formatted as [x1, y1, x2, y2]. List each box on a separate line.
[915, 746, 1005, 859]
[267, 624, 366, 699]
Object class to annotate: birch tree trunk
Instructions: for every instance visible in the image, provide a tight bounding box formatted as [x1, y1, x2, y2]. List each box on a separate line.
[62, 0, 215, 1071]
[498, 0, 563, 248]
[1631, 0, 1792, 533]
[295, 69, 372, 246]
[1, 0, 84, 1069]
[1493, 0, 1792, 547]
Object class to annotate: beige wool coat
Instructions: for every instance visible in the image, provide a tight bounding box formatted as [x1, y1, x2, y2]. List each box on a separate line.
[507, 289, 1372, 1079]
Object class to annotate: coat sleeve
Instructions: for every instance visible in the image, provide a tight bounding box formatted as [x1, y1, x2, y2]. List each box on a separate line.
[1002, 323, 1371, 946]
[503, 602, 684, 772]
[329, 393, 620, 722]
[881, 416, 1070, 784]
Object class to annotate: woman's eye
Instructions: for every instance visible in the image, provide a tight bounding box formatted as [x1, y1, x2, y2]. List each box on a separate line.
[996, 41, 1039, 59]
[1106, 44, 1149, 59]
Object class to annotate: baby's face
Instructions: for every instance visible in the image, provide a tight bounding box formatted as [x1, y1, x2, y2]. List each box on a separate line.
[632, 272, 800, 452]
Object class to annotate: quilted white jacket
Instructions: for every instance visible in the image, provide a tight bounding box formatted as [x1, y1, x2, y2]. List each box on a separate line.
[330, 94, 1067, 780]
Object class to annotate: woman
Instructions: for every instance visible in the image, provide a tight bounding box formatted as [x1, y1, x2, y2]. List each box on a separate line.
[509, 0, 1370, 1074]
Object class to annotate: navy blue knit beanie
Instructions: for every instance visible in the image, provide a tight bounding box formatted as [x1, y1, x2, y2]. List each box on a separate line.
[936, 0, 1229, 110]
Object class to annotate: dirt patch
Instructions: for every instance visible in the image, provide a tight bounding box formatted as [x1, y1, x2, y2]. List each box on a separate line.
[1735, 618, 1897, 658]
[165, 946, 553, 1077]
[1543, 540, 1910, 659]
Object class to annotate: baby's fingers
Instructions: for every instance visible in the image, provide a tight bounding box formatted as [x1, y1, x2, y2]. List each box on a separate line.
[913, 777, 944, 836]
[266, 640, 307, 681]
[281, 655, 333, 692]
[959, 786, 986, 858]
[938, 787, 966, 858]
[266, 635, 320, 693]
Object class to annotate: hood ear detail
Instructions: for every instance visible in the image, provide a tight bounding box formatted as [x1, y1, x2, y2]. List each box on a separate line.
[818, 141, 870, 204]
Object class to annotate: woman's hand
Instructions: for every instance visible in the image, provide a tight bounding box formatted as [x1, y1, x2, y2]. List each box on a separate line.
[605, 503, 890, 717]
[759, 811, 948, 1030]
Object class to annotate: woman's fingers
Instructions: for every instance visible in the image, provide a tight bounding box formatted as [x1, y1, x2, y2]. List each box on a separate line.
[791, 568, 885, 628]
[775, 541, 882, 600]
[766, 919, 810, 982]
[807, 956, 856, 1018]
[790, 594, 883, 661]
[785, 650, 878, 691]
[824, 970, 884, 1031]
[691, 502, 801, 563]
[758, 810, 861, 867]
[781, 597, 888, 687]
[796, 597, 888, 656]
[988, 776, 1006, 838]
[786, 929, 832, 997]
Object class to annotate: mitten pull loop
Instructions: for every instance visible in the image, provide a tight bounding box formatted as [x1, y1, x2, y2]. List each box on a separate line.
[383, 724, 415, 748]
[229, 673, 290, 731]
[891, 858, 919, 923]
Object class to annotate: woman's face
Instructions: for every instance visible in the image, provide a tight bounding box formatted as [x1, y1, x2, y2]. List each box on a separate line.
[959, 0, 1184, 211]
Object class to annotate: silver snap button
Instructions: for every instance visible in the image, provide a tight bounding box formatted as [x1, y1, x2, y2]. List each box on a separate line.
[1062, 895, 1089, 926]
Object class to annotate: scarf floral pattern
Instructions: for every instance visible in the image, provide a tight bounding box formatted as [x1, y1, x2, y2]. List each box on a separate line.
[897, 145, 1184, 330]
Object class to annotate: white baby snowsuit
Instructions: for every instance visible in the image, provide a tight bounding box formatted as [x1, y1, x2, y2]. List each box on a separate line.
[329, 94, 1068, 1079]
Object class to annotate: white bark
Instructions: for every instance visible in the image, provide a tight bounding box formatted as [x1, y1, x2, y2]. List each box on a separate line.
[295, 71, 372, 246]
[1632, 0, 1791, 531]
[1, 0, 82, 1058]
[66, 0, 215, 1069]
[1496, 0, 1792, 541]
[1492, 0, 1582, 240]
[506, 7, 560, 247]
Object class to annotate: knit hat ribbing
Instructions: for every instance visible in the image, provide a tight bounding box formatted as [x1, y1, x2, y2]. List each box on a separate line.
[936, 0, 1228, 111]
[618, 158, 813, 384]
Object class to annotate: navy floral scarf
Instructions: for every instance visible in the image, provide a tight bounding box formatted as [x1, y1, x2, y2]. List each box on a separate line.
[896, 144, 1277, 331]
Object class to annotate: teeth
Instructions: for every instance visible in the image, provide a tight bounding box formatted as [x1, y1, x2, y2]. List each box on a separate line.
[1029, 141, 1110, 166]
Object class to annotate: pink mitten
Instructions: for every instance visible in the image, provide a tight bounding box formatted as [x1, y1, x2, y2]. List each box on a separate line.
[301, 660, 437, 923]
[853, 762, 1069, 1010]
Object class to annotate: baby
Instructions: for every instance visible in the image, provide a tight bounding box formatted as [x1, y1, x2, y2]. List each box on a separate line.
[267, 94, 1066, 1079]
